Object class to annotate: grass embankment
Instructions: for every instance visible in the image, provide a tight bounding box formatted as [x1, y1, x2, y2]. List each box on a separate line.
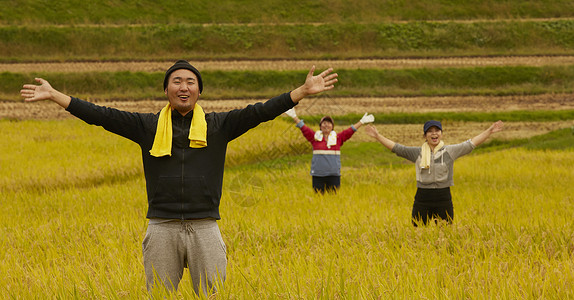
[5, 65, 574, 101]
[2, 0, 574, 25]
[1, 20, 574, 62]
[1, 118, 573, 298]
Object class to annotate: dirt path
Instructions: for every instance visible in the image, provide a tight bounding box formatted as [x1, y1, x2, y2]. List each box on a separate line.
[3, 56, 574, 73]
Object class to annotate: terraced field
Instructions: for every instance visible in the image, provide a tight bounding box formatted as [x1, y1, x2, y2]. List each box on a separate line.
[3, 56, 573, 144]
[3, 56, 574, 73]
[2, 2, 574, 298]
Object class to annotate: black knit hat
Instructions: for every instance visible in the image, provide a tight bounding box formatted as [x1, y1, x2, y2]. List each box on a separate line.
[163, 60, 203, 93]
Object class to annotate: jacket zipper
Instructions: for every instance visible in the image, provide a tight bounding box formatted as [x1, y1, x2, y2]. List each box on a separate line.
[181, 117, 185, 220]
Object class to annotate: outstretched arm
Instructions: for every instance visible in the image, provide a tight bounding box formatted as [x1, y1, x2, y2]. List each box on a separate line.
[352, 112, 375, 130]
[364, 125, 396, 151]
[289, 66, 338, 104]
[471, 120, 504, 147]
[20, 78, 71, 109]
[284, 108, 301, 124]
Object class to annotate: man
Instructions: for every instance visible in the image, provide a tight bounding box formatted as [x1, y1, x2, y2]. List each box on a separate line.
[20, 60, 338, 296]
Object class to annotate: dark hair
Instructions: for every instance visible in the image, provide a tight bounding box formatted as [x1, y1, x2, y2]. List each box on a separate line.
[320, 116, 334, 128]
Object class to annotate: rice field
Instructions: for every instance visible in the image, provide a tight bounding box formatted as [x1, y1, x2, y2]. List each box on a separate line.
[3, 0, 574, 297]
[1, 118, 573, 299]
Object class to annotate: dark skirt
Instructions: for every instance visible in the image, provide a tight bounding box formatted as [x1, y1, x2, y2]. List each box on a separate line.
[312, 175, 341, 194]
[412, 187, 453, 226]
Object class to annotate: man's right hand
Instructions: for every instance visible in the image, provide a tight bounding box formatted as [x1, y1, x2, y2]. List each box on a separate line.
[21, 78, 55, 102]
[21, 78, 71, 108]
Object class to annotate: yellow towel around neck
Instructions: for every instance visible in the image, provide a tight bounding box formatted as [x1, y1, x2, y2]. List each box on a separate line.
[149, 103, 207, 157]
[420, 141, 444, 169]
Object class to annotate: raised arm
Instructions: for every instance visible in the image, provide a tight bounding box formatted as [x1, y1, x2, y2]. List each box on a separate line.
[365, 124, 396, 151]
[470, 120, 504, 147]
[289, 66, 338, 104]
[352, 112, 375, 130]
[284, 108, 301, 124]
[20, 78, 71, 109]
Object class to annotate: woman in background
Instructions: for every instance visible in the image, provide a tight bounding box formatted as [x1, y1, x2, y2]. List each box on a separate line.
[285, 108, 374, 193]
[365, 120, 504, 226]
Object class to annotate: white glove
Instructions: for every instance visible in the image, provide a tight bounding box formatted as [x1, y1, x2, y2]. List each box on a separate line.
[359, 112, 375, 124]
[285, 108, 297, 118]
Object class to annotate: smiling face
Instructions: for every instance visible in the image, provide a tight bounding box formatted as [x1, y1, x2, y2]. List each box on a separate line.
[320, 120, 333, 135]
[164, 69, 201, 116]
[424, 126, 443, 148]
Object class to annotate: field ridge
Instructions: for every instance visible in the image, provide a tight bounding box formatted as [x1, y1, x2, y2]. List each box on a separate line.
[2, 17, 574, 27]
[4, 55, 574, 73]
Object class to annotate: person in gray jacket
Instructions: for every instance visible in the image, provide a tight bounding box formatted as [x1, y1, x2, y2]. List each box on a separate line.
[364, 120, 504, 226]
[20, 61, 338, 296]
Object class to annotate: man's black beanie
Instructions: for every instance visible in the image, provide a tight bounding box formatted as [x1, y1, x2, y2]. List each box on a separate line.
[163, 60, 203, 93]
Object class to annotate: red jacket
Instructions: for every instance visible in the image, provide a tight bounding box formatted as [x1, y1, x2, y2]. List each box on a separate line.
[297, 121, 356, 176]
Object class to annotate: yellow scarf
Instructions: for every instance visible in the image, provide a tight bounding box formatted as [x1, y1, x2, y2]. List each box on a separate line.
[149, 103, 207, 157]
[420, 141, 444, 169]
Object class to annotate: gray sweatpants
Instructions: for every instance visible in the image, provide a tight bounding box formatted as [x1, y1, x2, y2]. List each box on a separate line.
[142, 218, 227, 296]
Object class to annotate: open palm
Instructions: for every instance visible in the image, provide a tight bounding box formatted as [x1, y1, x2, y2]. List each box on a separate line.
[21, 78, 54, 102]
[303, 66, 338, 95]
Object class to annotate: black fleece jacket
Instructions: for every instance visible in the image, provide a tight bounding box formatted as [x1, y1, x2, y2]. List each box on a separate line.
[66, 93, 295, 220]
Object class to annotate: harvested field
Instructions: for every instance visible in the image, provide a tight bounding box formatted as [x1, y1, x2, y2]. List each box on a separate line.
[2, 57, 573, 142]
[351, 121, 574, 146]
[3, 56, 574, 73]
[3, 94, 573, 120]
[292, 94, 574, 115]
[3, 96, 572, 144]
